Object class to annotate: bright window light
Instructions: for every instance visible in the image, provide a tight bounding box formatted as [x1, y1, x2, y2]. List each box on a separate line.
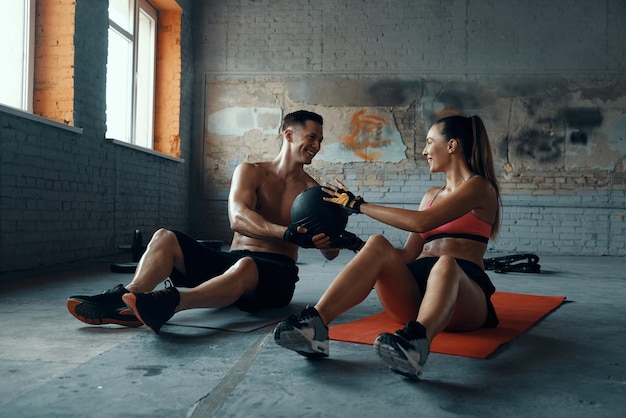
[0, 0, 34, 111]
[106, 0, 157, 148]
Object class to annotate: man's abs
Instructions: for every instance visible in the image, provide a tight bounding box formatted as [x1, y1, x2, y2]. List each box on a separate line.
[230, 233, 298, 262]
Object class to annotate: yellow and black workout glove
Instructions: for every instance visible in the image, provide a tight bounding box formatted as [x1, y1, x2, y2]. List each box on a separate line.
[283, 224, 316, 248]
[326, 186, 365, 214]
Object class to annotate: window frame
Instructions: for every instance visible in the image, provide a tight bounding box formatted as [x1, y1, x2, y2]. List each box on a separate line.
[0, 0, 35, 112]
[106, 0, 158, 149]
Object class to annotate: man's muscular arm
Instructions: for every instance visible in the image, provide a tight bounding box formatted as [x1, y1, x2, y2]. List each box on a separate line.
[228, 162, 342, 260]
[228, 163, 285, 241]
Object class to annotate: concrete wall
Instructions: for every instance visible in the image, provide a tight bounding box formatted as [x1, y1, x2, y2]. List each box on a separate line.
[191, 0, 626, 256]
[0, 0, 195, 272]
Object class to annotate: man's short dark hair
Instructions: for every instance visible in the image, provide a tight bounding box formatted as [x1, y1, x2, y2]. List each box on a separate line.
[281, 110, 323, 132]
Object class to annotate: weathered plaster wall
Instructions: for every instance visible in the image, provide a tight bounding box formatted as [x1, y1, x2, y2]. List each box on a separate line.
[191, 0, 626, 256]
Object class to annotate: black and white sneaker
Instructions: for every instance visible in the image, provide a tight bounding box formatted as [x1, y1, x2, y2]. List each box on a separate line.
[274, 306, 329, 358]
[374, 321, 430, 380]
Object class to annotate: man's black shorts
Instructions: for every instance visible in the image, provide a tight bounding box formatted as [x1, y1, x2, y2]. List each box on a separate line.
[168, 230, 299, 312]
[407, 257, 499, 328]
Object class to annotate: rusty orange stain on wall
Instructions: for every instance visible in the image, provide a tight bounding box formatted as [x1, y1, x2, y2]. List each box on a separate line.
[342, 109, 392, 161]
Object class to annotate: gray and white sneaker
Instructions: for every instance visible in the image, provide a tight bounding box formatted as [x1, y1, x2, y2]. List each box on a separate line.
[374, 321, 430, 380]
[274, 306, 329, 358]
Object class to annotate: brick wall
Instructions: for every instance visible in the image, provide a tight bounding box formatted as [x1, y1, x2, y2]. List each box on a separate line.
[0, 0, 194, 272]
[191, 0, 626, 256]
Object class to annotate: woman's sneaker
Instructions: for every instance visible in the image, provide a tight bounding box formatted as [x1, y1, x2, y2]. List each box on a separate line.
[122, 287, 180, 334]
[374, 321, 430, 380]
[274, 306, 329, 358]
[66, 284, 142, 327]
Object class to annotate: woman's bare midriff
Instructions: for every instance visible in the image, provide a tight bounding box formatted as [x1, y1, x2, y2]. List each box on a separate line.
[418, 237, 487, 269]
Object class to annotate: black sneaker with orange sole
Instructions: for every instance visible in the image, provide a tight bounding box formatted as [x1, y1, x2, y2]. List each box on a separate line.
[122, 287, 180, 334]
[66, 284, 143, 327]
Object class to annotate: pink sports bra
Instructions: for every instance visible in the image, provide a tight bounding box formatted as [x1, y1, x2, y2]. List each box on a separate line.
[419, 179, 492, 244]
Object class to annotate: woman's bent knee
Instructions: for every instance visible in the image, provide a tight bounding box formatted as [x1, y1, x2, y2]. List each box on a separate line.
[432, 256, 461, 275]
[436, 255, 456, 267]
[364, 234, 393, 251]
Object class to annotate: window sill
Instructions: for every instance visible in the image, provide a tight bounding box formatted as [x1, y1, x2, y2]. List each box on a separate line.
[0, 104, 83, 134]
[106, 138, 185, 163]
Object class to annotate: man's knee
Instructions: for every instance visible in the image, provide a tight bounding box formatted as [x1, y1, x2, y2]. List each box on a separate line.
[229, 257, 260, 289]
[148, 228, 177, 248]
[145, 229, 184, 264]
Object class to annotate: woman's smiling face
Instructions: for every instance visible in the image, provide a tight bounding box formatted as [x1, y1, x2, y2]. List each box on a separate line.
[422, 123, 450, 173]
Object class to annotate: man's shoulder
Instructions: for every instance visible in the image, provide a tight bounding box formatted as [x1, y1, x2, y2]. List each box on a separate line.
[238, 160, 277, 172]
[235, 161, 269, 177]
[236, 160, 318, 190]
[238, 161, 261, 169]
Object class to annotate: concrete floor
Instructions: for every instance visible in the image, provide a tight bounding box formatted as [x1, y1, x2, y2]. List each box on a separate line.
[0, 250, 625, 418]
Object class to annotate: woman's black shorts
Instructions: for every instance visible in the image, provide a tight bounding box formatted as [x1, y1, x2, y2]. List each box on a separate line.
[168, 230, 299, 312]
[407, 257, 499, 328]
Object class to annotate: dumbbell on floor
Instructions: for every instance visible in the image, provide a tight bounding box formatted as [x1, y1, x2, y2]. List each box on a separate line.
[110, 231, 225, 274]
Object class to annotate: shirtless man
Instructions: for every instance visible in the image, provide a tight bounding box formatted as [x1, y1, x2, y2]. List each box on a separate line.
[67, 110, 361, 333]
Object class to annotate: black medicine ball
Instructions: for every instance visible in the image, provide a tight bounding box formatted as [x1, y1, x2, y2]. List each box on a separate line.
[290, 186, 349, 240]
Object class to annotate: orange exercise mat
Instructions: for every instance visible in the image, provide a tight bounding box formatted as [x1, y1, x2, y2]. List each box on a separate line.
[329, 292, 566, 359]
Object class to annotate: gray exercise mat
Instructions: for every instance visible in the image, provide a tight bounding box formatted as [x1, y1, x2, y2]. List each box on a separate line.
[165, 303, 306, 333]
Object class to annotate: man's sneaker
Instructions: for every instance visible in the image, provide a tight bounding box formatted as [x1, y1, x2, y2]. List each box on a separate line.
[274, 306, 329, 358]
[374, 321, 430, 380]
[67, 284, 142, 327]
[122, 287, 180, 334]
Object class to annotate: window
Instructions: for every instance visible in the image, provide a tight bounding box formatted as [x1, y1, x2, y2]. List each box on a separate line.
[0, 0, 35, 111]
[107, 0, 157, 149]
